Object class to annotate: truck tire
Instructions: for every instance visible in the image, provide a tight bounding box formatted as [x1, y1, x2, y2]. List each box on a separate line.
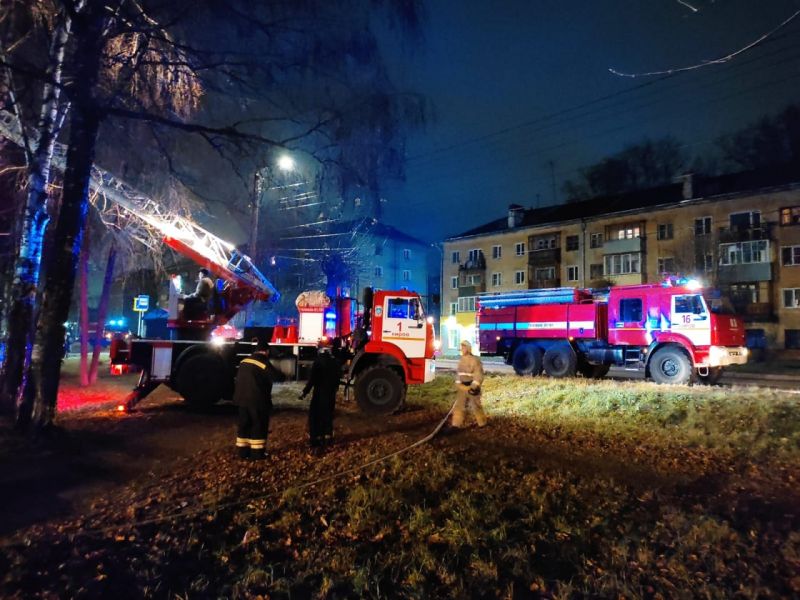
[175, 352, 226, 408]
[543, 343, 577, 378]
[355, 366, 405, 414]
[649, 346, 693, 385]
[512, 344, 543, 376]
[697, 367, 723, 386]
[578, 362, 610, 379]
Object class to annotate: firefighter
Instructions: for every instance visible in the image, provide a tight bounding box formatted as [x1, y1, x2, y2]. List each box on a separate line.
[182, 268, 215, 319]
[233, 338, 282, 460]
[452, 339, 488, 428]
[300, 342, 341, 451]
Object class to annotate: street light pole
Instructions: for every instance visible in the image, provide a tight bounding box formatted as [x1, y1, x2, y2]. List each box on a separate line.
[249, 170, 263, 260]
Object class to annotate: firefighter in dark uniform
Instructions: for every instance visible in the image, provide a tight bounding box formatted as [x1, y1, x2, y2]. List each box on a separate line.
[300, 342, 341, 450]
[233, 338, 283, 459]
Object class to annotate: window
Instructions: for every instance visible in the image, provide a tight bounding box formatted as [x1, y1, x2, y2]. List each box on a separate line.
[719, 240, 769, 265]
[451, 251, 460, 264]
[515, 270, 525, 285]
[780, 206, 800, 226]
[374, 266, 383, 277]
[604, 253, 641, 275]
[567, 265, 579, 281]
[620, 298, 643, 322]
[450, 276, 458, 289]
[611, 223, 641, 240]
[696, 252, 714, 273]
[673, 294, 706, 316]
[492, 245, 502, 259]
[468, 248, 481, 262]
[786, 330, 800, 349]
[782, 246, 800, 266]
[783, 288, 800, 309]
[657, 223, 673, 240]
[457, 296, 477, 312]
[375, 243, 383, 256]
[403, 248, 411, 260]
[534, 266, 556, 281]
[695, 216, 712, 236]
[730, 211, 760, 231]
[590, 263, 604, 279]
[491, 272, 502, 287]
[657, 257, 675, 274]
[467, 274, 481, 285]
[590, 233, 603, 248]
[447, 328, 459, 349]
[565, 235, 579, 251]
[515, 242, 526, 256]
[533, 235, 558, 250]
[402, 270, 410, 282]
[449, 302, 457, 316]
[388, 298, 411, 318]
[729, 284, 759, 305]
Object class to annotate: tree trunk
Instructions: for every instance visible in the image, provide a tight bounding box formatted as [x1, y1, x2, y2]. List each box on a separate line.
[0, 12, 71, 418]
[78, 231, 90, 387]
[22, 7, 106, 430]
[89, 245, 116, 384]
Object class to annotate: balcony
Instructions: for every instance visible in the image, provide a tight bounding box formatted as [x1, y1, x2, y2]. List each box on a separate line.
[530, 278, 561, 289]
[718, 262, 772, 283]
[718, 223, 773, 243]
[603, 237, 644, 255]
[529, 247, 561, 266]
[458, 254, 486, 272]
[458, 283, 485, 296]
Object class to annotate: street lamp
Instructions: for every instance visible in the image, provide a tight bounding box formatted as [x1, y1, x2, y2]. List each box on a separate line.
[249, 154, 296, 260]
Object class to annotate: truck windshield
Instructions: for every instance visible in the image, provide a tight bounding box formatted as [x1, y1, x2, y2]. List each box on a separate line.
[387, 297, 424, 319]
[673, 294, 707, 316]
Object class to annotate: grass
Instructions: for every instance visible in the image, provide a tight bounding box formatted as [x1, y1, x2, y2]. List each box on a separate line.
[3, 375, 800, 599]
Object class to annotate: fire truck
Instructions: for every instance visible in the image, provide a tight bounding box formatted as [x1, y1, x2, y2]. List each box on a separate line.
[477, 280, 748, 385]
[0, 110, 436, 414]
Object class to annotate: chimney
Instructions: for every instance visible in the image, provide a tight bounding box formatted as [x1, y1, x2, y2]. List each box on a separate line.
[675, 173, 694, 200]
[507, 204, 523, 228]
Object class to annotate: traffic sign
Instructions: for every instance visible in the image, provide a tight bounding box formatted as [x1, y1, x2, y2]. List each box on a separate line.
[133, 295, 150, 312]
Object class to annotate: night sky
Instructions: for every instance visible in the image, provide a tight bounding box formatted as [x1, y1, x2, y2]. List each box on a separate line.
[380, 0, 800, 239]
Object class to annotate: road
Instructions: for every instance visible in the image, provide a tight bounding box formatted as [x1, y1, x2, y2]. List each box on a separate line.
[435, 358, 800, 391]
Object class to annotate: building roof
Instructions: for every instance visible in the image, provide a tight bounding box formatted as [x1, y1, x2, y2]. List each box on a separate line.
[448, 165, 800, 241]
[333, 218, 430, 247]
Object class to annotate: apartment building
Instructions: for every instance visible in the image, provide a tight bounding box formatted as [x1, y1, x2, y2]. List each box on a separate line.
[440, 169, 800, 354]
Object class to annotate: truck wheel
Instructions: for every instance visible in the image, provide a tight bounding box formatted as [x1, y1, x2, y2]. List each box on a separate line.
[175, 353, 226, 408]
[649, 346, 693, 385]
[697, 367, 723, 386]
[543, 343, 577, 378]
[355, 366, 405, 414]
[512, 344, 543, 376]
[578, 362, 610, 379]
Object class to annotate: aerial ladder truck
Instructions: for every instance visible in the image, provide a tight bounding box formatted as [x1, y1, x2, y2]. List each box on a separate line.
[0, 111, 436, 414]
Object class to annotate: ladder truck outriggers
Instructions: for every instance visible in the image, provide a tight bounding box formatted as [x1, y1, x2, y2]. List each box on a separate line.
[477, 280, 748, 385]
[0, 110, 436, 414]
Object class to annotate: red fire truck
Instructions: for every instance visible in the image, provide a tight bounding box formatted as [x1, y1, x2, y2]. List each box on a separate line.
[477, 280, 748, 385]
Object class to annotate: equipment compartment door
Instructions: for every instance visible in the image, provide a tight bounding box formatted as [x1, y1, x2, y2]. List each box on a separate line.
[381, 296, 427, 359]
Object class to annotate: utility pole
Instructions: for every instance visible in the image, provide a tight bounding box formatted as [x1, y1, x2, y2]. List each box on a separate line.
[249, 170, 263, 260]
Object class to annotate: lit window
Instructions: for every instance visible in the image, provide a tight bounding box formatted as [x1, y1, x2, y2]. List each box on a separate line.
[780, 206, 800, 226]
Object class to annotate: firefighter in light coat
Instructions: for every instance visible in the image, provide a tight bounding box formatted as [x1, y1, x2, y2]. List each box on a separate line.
[452, 339, 487, 428]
